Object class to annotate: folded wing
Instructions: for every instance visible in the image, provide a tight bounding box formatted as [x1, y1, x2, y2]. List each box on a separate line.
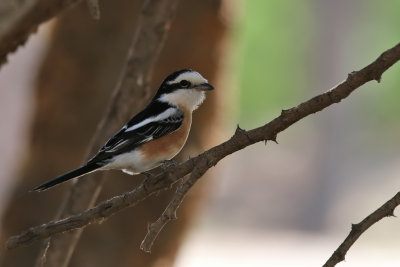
[91, 107, 184, 163]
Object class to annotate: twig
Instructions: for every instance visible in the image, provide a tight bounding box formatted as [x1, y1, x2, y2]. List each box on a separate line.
[6, 42, 400, 250]
[37, 0, 181, 266]
[0, 0, 83, 67]
[323, 192, 400, 267]
[140, 164, 207, 252]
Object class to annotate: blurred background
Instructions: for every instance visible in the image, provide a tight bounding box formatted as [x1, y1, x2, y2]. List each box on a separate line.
[1, 0, 400, 266]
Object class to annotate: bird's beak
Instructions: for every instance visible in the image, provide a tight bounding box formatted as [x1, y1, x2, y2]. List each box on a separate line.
[195, 83, 214, 91]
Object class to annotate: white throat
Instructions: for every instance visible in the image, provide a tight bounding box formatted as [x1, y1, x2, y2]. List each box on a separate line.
[158, 89, 205, 111]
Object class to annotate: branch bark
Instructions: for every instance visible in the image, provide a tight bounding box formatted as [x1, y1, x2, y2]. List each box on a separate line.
[323, 192, 400, 267]
[140, 164, 207, 252]
[36, 0, 180, 266]
[0, 0, 83, 66]
[6, 42, 400, 255]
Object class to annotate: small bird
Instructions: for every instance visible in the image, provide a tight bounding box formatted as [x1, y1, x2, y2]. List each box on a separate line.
[33, 69, 214, 191]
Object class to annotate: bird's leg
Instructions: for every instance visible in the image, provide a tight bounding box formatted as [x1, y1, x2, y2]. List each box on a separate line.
[141, 160, 178, 178]
[141, 171, 155, 178]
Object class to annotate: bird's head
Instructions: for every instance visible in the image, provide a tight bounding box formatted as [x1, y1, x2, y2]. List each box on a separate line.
[156, 69, 214, 111]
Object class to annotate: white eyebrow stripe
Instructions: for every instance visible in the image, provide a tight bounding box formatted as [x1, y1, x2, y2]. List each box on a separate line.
[125, 108, 178, 132]
[167, 71, 208, 85]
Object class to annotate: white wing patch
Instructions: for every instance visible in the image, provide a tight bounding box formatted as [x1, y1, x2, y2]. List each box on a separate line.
[105, 136, 153, 152]
[125, 108, 178, 132]
[105, 139, 130, 152]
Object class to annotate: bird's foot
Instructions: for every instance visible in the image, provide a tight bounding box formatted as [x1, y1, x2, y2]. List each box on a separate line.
[161, 159, 178, 170]
[141, 171, 155, 179]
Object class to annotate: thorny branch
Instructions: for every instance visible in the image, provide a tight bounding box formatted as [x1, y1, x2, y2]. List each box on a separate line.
[6, 42, 400, 266]
[323, 192, 400, 267]
[140, 163, 207, 252]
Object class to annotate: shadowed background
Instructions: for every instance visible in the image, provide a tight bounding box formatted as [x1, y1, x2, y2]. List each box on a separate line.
[0, 0, 224, 266]
[1, 0, 400, 266]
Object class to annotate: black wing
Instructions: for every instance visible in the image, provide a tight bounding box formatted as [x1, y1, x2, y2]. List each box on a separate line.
[90, 107, 184, 163]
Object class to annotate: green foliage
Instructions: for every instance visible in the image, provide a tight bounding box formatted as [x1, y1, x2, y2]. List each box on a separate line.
[236, 0, 400, 127]
[361, 1, 400, 123]
[236, 0, 313, 127]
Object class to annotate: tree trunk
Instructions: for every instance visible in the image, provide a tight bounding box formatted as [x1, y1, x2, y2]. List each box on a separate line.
[0, 0, 225, 266]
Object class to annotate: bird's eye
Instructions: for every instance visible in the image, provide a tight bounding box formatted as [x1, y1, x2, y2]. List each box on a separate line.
[179, 80, 190, 87]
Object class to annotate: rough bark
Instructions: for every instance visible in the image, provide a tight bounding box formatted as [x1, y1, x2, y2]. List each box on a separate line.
[39, 0, 181, 266]
[0, 0, 83, 66]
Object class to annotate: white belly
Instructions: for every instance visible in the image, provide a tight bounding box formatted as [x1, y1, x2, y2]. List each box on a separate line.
[100, 149, 173, 174]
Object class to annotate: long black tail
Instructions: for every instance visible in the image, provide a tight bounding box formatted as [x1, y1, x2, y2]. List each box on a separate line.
[32, 163, 100, 192]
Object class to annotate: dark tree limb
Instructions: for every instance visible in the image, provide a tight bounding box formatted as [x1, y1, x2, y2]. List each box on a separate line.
[0, 0, 83, 66]
[140, 163, 207, 252]
[6, 42, 400, 264]
[37, 0, 180, 266]
[323, 192, 400, 267]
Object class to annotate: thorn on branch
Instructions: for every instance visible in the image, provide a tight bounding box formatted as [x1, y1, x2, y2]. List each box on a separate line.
[263, 135, 278, 145]
[281, 109, 291, 117]
[347, 71, 357, 81]
[235, 124, 253, 143]
[386, 208, 396, 217]
[235, 124, 245, 134]
[335, 253, 346, 263]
